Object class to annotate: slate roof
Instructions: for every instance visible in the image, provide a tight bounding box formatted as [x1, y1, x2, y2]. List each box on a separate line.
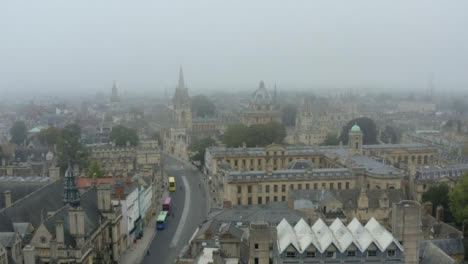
[0, 232, 17, 247]
[208, 202, 309, 226]
[289, 189, 404, 210]
[420, 242, 456, 264]
[326, 149, 401, 176]
[421, 215, 462, 239]
[0, 181, 49, 209]
[277, 217, 403, 254]
[196, 219, 244, 241]
[420, 239, 465, 258]
[0, 179, 64, 229]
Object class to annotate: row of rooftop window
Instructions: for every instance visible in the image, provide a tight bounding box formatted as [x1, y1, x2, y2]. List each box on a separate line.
[416, 169, 466, 180]
[230, 171, 350, 180]
[238, 182, 350, 194]
[224, 157, 322, 166]
[283, 249, 396, 259]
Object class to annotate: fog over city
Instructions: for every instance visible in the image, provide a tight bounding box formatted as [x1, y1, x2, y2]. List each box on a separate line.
[1, 0, 468, 97]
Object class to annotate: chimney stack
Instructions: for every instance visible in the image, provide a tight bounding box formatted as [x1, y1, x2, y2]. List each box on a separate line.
[4, 190, 11, 208]
[436, 205, 444, 222]
[97, 183, 112, 212]
[423, 202, 433, 216]
[55, 220, 64, 245]
[23, 245, 35, 264]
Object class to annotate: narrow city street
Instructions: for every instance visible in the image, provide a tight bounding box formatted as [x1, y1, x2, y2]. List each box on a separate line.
[141, 154, 210, 264]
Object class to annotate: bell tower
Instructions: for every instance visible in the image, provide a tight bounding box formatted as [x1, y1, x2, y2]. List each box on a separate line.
[348, 124, 363, 155]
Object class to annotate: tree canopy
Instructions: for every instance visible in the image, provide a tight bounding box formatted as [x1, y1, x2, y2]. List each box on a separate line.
[381, 125, 402, 144]
[56, 124, 89, 174]
[109, 125, 139, 147]
[449, 172, 468, 223]
[37, 127, 62, 147]
[191, 95, 216, 117]
[281, 104, 297, 127]
[321, 134, 340, 146]
[189, 137, 217, 166]
[87, 161, 105, 178]
[339, 117, 378, 145]
[10, 121, 27, 145]
[422, 184, 455, 223]
[223, 122, 286, 147]
[223, 124, 249, 147]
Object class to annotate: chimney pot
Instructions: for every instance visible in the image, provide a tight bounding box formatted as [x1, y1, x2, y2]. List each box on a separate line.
[4, 190, 11, 208]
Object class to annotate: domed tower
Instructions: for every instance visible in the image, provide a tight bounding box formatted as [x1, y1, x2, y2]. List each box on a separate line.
[348, 124, 363, 155]
[242, 81, 281, 126]
[172, 66, 192, 129]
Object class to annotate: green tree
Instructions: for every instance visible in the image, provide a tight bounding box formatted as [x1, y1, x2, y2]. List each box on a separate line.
[339, 117, 378, 145]
[245, 122, 286, 147]
[109, 125, 139, 147]
[449, 173, 468, 223]
[281, 104, 297, 127]
[191, 95, 216, 117]
[223, 122, 286, 148]
[223, 124, 249, 147]
[264, 122, 286, 145]
[381, 125, 402, 144]
[189, 137, 217, 166]
[422, 184, 455, 223]
[57, 124, 89, 174]
[87, 161, 105, 178]
[37, 127, 62, 146]
[321, 134, 340, 146]
[10, 121, 27, 145]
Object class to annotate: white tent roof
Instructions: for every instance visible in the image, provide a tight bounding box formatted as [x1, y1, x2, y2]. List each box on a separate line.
[277, 217, 403, 254]
[329, 218, 354, 252]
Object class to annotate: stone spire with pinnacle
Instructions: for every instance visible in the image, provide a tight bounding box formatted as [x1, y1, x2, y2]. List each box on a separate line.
[173, 66, 190, 107]
[63, 164, 80, 207]
[111, 80, 119, 103]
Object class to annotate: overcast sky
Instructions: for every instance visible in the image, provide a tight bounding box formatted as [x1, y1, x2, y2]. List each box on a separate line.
[1, 0, 467, 97]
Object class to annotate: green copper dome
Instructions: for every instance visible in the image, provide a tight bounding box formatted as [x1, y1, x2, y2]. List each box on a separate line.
[351, 124, 361, 132]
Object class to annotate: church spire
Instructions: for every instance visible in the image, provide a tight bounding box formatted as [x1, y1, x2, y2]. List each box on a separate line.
[63, 164, 80, 207]
[178, 66, 185, 89]
[173, 66, 190, 107]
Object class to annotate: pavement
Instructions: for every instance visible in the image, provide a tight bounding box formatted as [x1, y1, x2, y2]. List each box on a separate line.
[119, 176, 169, 264]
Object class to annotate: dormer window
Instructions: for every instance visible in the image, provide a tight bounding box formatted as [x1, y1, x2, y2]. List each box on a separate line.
[286, 252, 296, 258]
[387, 249, 396, 257]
